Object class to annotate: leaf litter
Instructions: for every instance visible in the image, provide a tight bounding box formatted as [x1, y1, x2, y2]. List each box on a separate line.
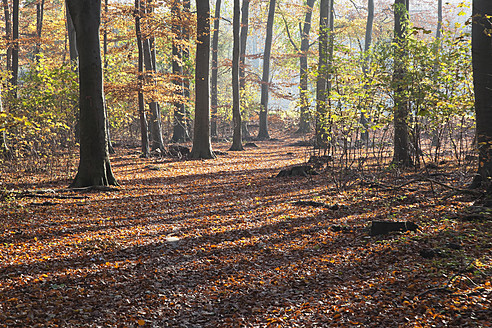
[0, 137, 491, 327]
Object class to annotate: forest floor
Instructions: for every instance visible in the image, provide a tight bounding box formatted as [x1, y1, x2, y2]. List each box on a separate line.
[0, 134, 491, 327]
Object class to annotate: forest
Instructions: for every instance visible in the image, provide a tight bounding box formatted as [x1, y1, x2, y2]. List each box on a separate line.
[0, 0, 491, 326]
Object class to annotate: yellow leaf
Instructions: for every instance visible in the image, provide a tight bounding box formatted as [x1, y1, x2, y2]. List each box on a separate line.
[137, 319, 145, 326]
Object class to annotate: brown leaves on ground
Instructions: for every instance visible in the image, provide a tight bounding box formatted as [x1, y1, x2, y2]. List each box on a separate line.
[0, 138, 491, 327]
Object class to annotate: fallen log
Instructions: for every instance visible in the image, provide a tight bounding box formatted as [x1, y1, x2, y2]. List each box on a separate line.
[370, 220, 419, 236]
[276, 165, 318, 178]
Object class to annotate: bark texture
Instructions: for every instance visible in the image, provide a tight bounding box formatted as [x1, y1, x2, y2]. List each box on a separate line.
[472, 0, 492, 187]
[210, 0, 221, 137]
[135, 0, 150, 157]
[65, 0, 78, 63]
[315, 0, 333, 150]
[190, 0, 215, 159]
[257, 0, 276, 140]
[230, 0, 243, 151]
[360, 0, 374, 143]
[11, 0, 19, 99]
[67, 0, 118, 187]
[142, 0, 165, 152]
[239, 0, 251, 139]
[392, 0, 411, 167]
[297, 0, 316, 134]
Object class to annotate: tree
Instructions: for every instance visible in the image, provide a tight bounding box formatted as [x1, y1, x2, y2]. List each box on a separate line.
[230, 0, 243, 150]
[315, 0, 333, 150]
[66, 0, 118, 188]
[142, 0, 165, 152]
[182, 0, 192, 135]
[2, 0, 12, 76]
[471, 0, 492, 189]
[35, 0, 45, 62]
[257, 0, 276, 140]
[436, 0, 442, 41]
[0, 85, 9, 155]
[283, 0, 316, 134]
[360, 0, 374, 143]
[65, 0, 78, 63]
[239, 0, 251, 139]
[210, 0, 221, 138]
[2, 0, 12, 154]
[190, 0, 215, 159]
[135, 0, 150, 158]
[11, 0, 19, 99]
[392, 0, 411, 167]
[171, 0, 189, 142]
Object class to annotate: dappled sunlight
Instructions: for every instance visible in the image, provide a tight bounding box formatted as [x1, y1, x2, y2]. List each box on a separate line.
[1, 138, 490, 326]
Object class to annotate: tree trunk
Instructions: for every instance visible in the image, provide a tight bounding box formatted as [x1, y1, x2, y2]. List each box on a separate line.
[315, 0, 331, 150]
[239, 0, 251, 139]
[360, 0, 374, 143]
[143, 0, 165, 152]
[103, 0, 114, 155]
[66, 0, 118, 188]
[431, 0, 443, 148]
[257, 0, 276, 140]
[11, 0, 19, 99]
[472, 0, 492, 188]
[210, 0, 221, 138]
[171, 0, 189, 142]
[190, 0, 215, 159]
[135, 0, 150, 158]
[392, 0, 411, 167]
[35, 0, 45, 62]
[3, 0, 11, 75]
[436, 0, 442, 40]
[2, 0, 11, 153]
[182, 0, 192, 136]
[230, 0, 243, 151]
[144, 41, 165, 152]
[65, 0, 78, 64]
[0, 85, 10, 156]
[297, 0, 316, 134]
[103, 0, 108, 69]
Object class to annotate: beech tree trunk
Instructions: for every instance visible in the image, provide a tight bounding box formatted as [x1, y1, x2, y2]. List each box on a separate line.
[0, 86, 9, 156]
[103, 0, 108, 68]
[315, 0, 333, 150]
[171, 0, 189, 142]
[65, 0, 78, 64]
[257, 0, 276, 140]
[182, 0, 192, 136]
[103, 0, 114, 155]
[360, 0, 374, 143]
[230, 0, 243, 151]
[66, 0, 118, 187]
[135, 0, 150, 158]
[297, 0, 316, 134]
[3, 0, 11, 75]
[239, 0, 251, 140]
[35, 0, 45, 62]
[11, 0, 19, 99]
[190, 0, 215, 159]
[436, 0, 442, 40]
[210, 0, 221, 138]
[142, 0, 165, 152]
[472, 0, 492, 188]
[392, 0, 411, 167]
[2, 0, 11, 153]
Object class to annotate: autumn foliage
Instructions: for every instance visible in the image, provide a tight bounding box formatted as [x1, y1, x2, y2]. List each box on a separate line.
[0, 138, 490, 327]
